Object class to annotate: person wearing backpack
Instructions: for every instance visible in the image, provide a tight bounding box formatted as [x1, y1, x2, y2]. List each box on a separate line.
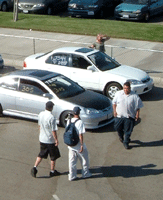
[66, 106, 92, 181]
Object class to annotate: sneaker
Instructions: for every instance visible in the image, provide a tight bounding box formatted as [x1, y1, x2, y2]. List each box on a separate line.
[123, 143, 129, 149]
[31, 167, 37, 178]
[50, 170, 61, 177]
[69, 177, 80, 181]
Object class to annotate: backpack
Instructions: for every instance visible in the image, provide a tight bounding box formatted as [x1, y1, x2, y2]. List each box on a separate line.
[63, 119, 80, 146]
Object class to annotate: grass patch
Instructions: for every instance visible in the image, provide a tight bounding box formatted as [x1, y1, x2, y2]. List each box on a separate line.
[0, 12, 163, 42]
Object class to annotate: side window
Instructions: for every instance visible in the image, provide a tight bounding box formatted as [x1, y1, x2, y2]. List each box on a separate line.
[0, 77, 18, 91]
[72, 55, 90, 69]
[46, 54, 69, 66]
[19, 79, 48, 96]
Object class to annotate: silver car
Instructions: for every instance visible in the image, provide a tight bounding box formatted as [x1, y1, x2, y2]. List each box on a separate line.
[0, 69, 114, 129]
[0, 54, 4, 68]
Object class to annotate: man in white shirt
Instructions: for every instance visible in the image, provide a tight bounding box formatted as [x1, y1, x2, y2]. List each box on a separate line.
[112, 82, 144, 149]
[31, 101, 61, 177]
[67, 106, 92, 181]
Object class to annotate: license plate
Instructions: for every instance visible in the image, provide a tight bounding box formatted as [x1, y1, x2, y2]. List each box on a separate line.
[23, 10, 29, 13]
[88, 11, 94, 15]
[123, 14, 129, 18]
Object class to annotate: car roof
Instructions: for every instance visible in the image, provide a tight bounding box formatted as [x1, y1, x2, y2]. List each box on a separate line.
[52, 47, 98, 55]
[7, 69, 60, 81]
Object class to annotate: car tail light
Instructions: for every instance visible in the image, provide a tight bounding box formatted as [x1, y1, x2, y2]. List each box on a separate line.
[23, 61, 27, 68]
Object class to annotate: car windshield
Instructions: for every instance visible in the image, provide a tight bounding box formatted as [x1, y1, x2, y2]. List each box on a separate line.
[88, 52, 120, 71]
[123, 0, 148, 4]
[44, 75, 85, 99]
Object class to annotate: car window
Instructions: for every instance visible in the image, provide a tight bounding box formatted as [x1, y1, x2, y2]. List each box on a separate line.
[88, 52, 120, 71]
[46, 53, 70, 66]
[72, 55, 90, 69]
[44, 75, 85, 99]
[0, 77, 18, 91]
[19, 79, 48, 96]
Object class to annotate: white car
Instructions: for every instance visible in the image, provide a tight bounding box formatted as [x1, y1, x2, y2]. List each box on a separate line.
[23, 47, 154, 99]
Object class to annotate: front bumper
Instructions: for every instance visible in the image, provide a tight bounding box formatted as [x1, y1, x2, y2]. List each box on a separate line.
[18, 6, 46, 14]
[114, 11, 145, 21]
[81, 106, 114, 129]
[131, 78, 154, 95]
[68, 9, 99, 17]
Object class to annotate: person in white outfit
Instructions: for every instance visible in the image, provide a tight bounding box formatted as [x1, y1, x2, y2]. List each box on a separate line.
[67, 106, 92, 181]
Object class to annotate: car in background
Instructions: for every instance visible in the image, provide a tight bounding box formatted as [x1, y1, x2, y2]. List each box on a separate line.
[114, 0, 163, 21]
[23, 47, 154, 100]
[68, 0, 117, 18]
[0, 69, 114, 129]
[0, 0, 13, 11]
[18, 0, 69, 15]
[0, 54, 4, 69]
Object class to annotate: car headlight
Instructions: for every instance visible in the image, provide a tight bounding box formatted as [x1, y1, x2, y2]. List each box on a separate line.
[85, 108, 100, 115]
[133, 10, 141, 14]
[33, 3, 45, 8]
[68, 3, 77, 8]
[127, 79, 142, 85]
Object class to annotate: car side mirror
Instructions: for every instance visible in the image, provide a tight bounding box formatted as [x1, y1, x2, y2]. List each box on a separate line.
[87, 65, 95, 72]
[43, 93, 53, 99]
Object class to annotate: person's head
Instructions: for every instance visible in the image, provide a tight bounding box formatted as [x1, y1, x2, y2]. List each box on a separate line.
[46, 101, 54, 111]
[123, 82, 131, 95]
[97, 34, 102, 42]
[73, 106, 81, 116]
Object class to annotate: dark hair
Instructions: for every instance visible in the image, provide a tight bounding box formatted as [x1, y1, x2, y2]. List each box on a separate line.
[46, 101, 54, 111]
[123, 81, 131, 88]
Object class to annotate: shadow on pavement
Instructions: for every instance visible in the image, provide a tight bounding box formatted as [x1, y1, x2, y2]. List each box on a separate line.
[140, 85, 163, 101]
[129, 139, 163, 148]
[88, 164, 163, 178]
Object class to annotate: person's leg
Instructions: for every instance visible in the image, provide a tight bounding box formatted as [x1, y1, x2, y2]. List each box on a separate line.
[34, 157, 42, 167]
[68, 149, 78, 181]
[31, 157, 42, 177]
[123, 118, 135, 148]
[114, 118, 124, 142]
[51, 160, 56, 171]
[78, 148, 92, 178]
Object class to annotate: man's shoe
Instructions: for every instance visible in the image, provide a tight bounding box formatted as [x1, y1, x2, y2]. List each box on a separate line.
[31, 167, 37, 178]
[50, 170, 61, 177]
[123, 143, 129, 149]
[69, 177, 80, 181]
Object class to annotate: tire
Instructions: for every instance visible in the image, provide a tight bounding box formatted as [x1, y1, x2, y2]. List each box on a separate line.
[0, 104, 3, 116]
[60, 110, 74, 127]
[144, 12, 150, 22]
[1, 3, 8, 12]
[47, 6, 52, 15]
[105, 83, 122, 99]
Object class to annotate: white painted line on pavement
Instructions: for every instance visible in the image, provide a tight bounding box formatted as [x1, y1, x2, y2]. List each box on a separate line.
[52, 194, 60, 200]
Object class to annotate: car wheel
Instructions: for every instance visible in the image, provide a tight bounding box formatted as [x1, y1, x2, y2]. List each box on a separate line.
[0, 104, 3, 116]
[47, 6, 52, 15]
[144, 13, 150, 22]
[105, 83, 122, 99]
[60, 110, 74, 127]
[1, 3, 8, 12]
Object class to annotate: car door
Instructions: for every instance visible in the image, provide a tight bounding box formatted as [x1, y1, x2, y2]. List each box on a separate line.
[16, 78, 56, 118]
[0, 77, 18, 112]
[70, 54, 100, 90]
[149, 0, 160, 15]
[45, 53, 71, 79]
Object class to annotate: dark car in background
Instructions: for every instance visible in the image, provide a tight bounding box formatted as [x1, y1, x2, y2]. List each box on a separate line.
[114, 0, 163, 21]
[18, 0, 69, 15]
[0, 0, 13, 11]
[68, 0, 118, 18]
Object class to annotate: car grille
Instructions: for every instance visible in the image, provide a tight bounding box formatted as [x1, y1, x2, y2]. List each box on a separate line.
[142, 77, 150, 83]
[21, 4, 33, 9]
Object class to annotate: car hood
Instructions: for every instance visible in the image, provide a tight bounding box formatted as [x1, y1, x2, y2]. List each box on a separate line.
[19, 0, 44, 3]
[116, 3, 146, 11]
[65, 90, 111, 110]
[107, 65, 148, 81]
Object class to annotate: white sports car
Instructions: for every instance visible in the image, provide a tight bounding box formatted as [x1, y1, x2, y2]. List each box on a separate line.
[23, 47, 154, 99]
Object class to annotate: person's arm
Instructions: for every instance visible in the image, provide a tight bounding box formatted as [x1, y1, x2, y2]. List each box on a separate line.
[135, 109, 140, 121]
[102, 35, 110, 41]
[113, 103, 117, 117]
[79, 134, 83, 153]
[52, 131, 59, 146]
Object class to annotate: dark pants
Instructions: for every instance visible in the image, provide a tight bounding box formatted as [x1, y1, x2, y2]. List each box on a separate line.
[114, 117, 135, 144]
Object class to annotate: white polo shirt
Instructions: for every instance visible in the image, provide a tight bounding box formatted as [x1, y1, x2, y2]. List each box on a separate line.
[38, 110, 58, 144]
[112, 90, 144, 119]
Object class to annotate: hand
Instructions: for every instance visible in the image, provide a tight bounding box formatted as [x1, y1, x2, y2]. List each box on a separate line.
[79, 145, 83, 153]
[114, 111, 117, 117]
[55, 140, 59, 146]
